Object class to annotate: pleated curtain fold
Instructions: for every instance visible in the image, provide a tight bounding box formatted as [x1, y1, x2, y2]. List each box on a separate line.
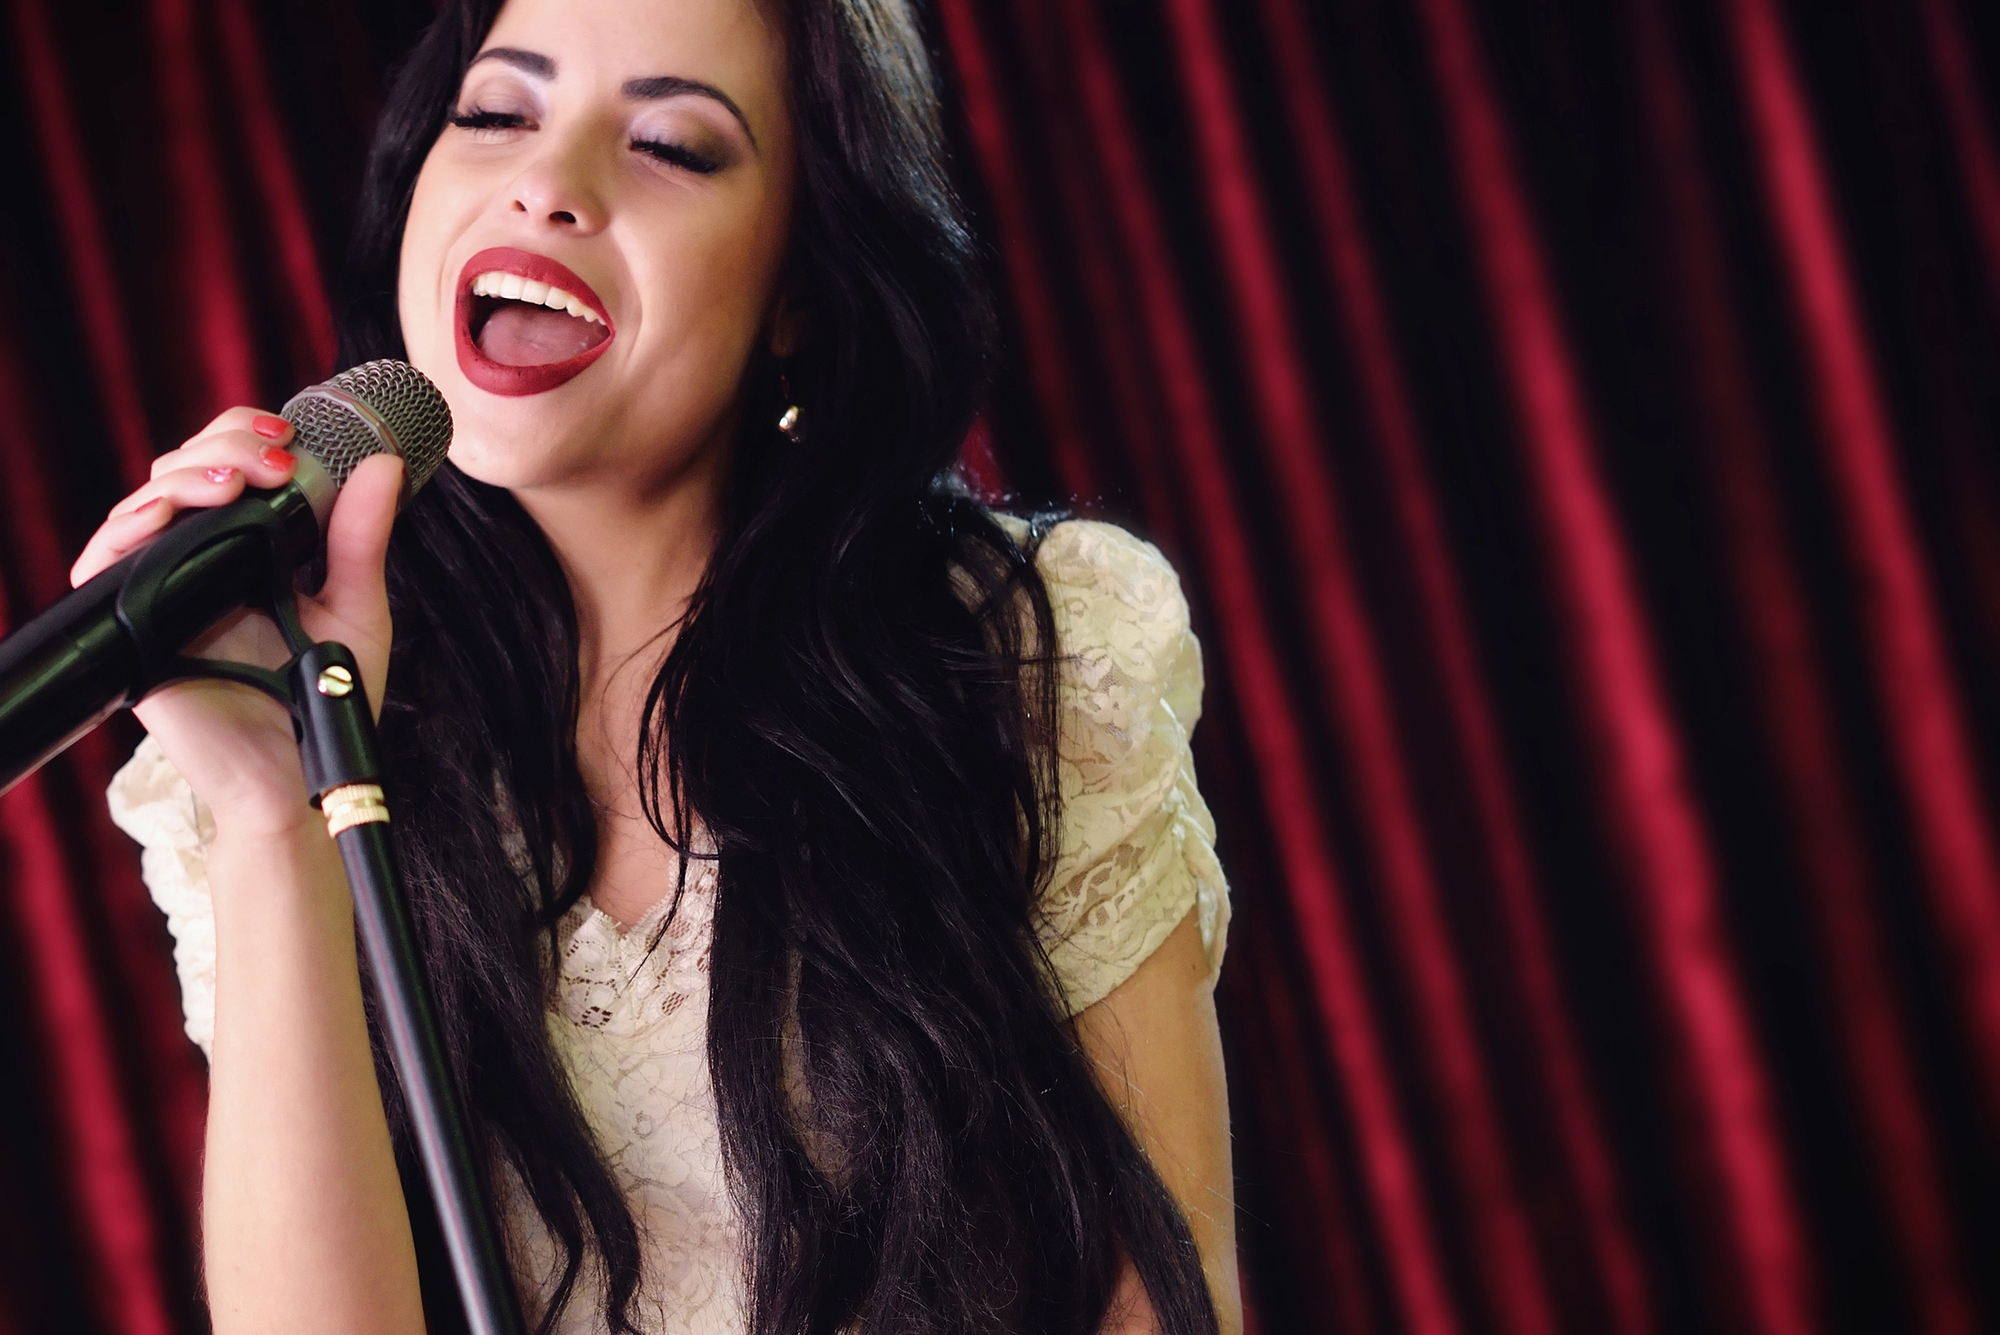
[2, 1, 1998, 1330]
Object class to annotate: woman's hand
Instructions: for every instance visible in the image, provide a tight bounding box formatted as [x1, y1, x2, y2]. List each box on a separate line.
[71, 407, 406, 841]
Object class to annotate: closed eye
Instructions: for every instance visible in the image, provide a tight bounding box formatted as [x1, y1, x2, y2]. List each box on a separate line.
[448, 109, 531, 133]
[632, 138, 722, 175]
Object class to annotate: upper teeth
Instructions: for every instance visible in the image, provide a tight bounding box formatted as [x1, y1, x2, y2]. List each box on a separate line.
[470, 271, 604, 324]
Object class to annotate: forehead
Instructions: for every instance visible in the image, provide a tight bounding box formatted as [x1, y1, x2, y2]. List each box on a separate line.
[479, 0, 788, 122]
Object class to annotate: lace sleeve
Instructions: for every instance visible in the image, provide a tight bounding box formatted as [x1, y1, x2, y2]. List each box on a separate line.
[105, 735, 218, 1059]
[1031, 520, 1230, 1015]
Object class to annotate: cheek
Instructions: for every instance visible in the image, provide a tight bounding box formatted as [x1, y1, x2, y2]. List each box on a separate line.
[641, 205, 788, 373]
[395, 155, 464, 367]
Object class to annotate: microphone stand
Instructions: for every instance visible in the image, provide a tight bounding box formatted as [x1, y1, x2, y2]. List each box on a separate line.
[107, 502, 525, 1335]
[286, 640, 527, 1335]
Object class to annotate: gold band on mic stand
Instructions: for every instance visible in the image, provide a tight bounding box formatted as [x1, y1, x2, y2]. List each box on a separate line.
[323, 783, 390, 837]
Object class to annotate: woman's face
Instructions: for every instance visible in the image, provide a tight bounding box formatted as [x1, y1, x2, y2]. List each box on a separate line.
[399, 0, 796, 495]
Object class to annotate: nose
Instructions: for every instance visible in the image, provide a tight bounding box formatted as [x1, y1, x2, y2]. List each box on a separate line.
[506, 135, 609, 234]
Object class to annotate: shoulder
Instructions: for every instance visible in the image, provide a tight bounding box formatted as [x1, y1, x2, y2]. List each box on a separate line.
[996, 517, 1228, 1014]
[995, 515, 1187, 620]
[1021, 518, 1185, 614]
[996, 516, 1199, 727]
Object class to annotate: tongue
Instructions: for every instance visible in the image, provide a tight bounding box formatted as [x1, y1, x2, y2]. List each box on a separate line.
[478, 303, 608, 366]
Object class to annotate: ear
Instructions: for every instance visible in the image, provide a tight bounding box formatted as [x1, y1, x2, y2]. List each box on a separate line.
[767, 287, 809, 359]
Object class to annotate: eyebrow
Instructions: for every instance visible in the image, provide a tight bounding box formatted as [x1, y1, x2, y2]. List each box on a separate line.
[622, 76, 756, 149]
[466, 48, 758, 150]
[470, 47, 554, 79]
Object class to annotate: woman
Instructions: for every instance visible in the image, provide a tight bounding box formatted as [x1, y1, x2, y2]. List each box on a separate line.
[85, 0, 1236, 1331]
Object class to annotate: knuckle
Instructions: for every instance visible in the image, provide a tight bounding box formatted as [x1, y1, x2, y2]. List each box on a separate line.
[204, 430, 259, 459]
[207, 405, 262, 431]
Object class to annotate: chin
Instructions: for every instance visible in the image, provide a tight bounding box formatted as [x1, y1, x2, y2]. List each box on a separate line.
[411, 353, 564, 482]
[442, 420, 583, 491]
[408, 328, 742, 496]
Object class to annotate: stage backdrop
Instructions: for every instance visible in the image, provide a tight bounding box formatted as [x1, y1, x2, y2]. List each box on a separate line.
[3, 0, 1999, 1330]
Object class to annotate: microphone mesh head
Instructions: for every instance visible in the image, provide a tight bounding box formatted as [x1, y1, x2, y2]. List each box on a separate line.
[280, 359, 453, 497]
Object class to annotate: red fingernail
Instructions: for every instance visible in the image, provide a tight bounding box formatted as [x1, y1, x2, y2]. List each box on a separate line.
[205, 466, 236, 483]
[261, 446, 296, 471]
[252, 414, 291, 439]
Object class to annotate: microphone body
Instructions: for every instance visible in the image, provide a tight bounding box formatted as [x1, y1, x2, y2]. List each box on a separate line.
[0, 481, 323, 794]
[0, 360, 451, 795]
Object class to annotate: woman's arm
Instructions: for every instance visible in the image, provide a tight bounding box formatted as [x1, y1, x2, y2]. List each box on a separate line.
[201, 818, 425, 1335]
[77, 420, 424, 1333]
[1075, 909, 1241, 1335]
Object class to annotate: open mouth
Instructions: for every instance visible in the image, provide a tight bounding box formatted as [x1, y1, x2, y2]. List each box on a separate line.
[455, 247, 615, 396]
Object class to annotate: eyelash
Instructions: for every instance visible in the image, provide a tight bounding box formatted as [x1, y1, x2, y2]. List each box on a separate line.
[448, 108, 721, 175]
[447, 109, 527, 133]
[631, 138, 721, 175]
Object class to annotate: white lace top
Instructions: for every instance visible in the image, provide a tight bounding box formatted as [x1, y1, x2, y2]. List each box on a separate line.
[106, 519, 1229, 1334]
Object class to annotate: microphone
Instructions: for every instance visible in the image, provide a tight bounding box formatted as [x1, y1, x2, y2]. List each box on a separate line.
[0, 359, 452, 796]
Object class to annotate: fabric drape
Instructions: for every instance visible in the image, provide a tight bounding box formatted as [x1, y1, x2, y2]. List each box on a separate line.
[2, 0, 1997, 1331]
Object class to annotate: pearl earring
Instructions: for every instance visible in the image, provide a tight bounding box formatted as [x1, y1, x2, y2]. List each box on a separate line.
[777, 370, 803, 441]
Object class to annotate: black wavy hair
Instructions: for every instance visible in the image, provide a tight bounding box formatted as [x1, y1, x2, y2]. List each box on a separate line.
[338, 3, 1218, 1333]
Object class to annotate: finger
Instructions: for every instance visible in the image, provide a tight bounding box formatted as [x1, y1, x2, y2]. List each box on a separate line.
[108, 461, 254, 522]
[148, 430, 301, 488]
[85, 463, 253, 577]
[70, 497, 173, 586]
[317, 453, 404, 622]
[155, 408, 289, 477]
[312, 454, 403, 705]
[189, 405, 293, 445]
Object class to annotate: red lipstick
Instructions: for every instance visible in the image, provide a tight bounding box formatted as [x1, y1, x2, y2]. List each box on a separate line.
[454, 247, 616, 397]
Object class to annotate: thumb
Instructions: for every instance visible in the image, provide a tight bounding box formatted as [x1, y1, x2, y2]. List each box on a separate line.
[316, 452, 404, 628]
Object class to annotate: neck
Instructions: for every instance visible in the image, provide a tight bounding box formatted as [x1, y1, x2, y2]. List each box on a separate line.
[510, 438, 728, 838]
[505, 423, 736, 924]
[514, 450, 728, 690]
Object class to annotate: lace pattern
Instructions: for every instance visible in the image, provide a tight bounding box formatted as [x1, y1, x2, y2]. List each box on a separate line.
[1026, 519, 1229, 1011]
[107, 518, 1229, 1334]
[511, 846, 743, 1334]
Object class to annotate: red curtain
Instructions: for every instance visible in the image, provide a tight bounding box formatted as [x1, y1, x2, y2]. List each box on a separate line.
[4, 0, 2000, 1330]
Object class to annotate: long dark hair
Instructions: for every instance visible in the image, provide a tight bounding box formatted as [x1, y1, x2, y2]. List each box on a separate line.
[339, 3, 1218, 1333]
